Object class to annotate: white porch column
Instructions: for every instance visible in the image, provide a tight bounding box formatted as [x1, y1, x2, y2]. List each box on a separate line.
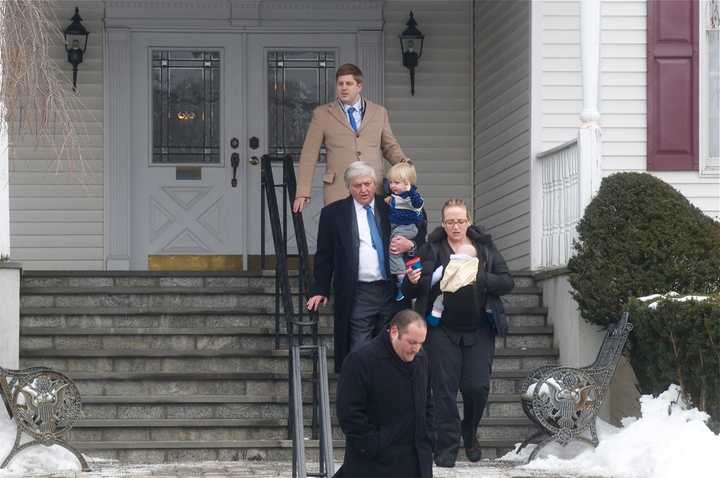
[104, 28, 132, 270]
[0, 60, 21, 369]
[578, 0, 602, 205]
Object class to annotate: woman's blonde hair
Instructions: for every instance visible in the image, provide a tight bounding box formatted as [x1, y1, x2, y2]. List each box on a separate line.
[441, 198, 471, 222]
[386, 162, 417, 185]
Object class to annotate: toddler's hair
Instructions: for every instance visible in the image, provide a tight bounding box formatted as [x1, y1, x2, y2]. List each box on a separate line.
[387, 162, 417, 185]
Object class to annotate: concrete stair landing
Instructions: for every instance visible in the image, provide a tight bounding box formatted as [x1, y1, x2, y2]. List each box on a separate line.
[19, 271, 552, 463]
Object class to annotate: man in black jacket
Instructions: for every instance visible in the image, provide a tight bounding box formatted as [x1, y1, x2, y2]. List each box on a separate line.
[334, 309, 434, 478]
[306, 161, 426, 373]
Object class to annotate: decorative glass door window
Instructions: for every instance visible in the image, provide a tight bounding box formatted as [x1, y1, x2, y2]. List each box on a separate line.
[267, 51, 336, 160]
[152, 50, 221, 164]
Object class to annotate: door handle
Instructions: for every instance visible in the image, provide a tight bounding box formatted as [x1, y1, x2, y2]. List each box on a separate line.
[230, 152, 239, 187]
[249, 156, 259, 166]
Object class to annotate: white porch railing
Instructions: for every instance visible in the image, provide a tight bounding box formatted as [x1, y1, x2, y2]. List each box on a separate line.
[537, 139, 580, 269]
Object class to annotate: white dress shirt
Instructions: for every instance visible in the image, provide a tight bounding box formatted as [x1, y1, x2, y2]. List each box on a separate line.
[342, 97, 363, 131]
[354, 198, 384, 282]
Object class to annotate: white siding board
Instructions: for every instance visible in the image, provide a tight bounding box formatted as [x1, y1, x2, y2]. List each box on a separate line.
[11, 223, 103, 235]
[477, 133, 531, 170]
[10, 185, 103, 198]
[9, 0, 104, 270]
[13, 236, 103, 248]
[474, 0, 530, 270]
[10, 173, 103, 186]
[385, 1, 472, 228]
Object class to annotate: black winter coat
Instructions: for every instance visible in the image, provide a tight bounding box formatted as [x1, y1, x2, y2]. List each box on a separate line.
[334, 329, 434, 478]
[402, 225, 514, 335]
[311, 195, 426, 372]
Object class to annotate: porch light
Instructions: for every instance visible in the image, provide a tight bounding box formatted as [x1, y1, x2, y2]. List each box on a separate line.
[64, 7, 89, 92]
[399, 11, 424, 96]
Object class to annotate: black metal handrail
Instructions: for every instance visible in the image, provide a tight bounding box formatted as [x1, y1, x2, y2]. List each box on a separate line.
[260, 154, 333, 478]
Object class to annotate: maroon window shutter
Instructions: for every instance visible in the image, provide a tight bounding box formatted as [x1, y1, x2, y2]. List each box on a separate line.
[647, 0, 699, 171]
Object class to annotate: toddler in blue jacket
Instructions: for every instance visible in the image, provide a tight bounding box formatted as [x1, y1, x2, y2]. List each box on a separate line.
[385, 162, 425, 301]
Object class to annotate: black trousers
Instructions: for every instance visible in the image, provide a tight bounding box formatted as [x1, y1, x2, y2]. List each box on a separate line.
[349, 281, 395, 352]
[424, 325, 495, 463]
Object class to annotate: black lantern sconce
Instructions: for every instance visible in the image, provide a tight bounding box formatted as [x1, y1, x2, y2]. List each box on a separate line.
[64, 7, 90, 92]
[399, 11, 424, 96]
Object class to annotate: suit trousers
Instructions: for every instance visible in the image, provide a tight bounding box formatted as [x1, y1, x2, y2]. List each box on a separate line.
[349, 281, 395, 353]
[424, 324, 495, 464]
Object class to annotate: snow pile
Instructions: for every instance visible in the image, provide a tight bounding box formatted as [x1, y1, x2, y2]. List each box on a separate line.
[637, 291, 710, 308]
[509, 385, 720, 478]
[0, 413, 85, 476]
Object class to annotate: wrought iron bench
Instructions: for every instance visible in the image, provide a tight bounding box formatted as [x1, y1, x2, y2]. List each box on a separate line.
[517, 311, 633, 461]
[0, 365, 90, 471]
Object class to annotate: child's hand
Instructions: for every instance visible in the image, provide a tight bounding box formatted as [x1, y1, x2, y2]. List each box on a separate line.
[406, 266, 422, 284]
[384, 196, 392, 205]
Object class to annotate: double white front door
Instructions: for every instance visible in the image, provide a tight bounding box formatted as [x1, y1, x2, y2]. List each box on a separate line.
[129, 33, 355, 269]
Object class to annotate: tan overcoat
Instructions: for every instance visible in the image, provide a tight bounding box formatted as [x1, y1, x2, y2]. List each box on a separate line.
[296, 99, 407, 204]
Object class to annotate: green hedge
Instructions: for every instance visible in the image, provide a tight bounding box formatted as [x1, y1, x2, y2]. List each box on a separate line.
[568, 172, 720, 327]
[628, 296, 720, 431]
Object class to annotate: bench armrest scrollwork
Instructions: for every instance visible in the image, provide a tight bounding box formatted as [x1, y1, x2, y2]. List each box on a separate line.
[0, 366, 89, 471]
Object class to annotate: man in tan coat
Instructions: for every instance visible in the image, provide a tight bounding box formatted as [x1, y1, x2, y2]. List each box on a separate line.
[293, 63, 409, 213]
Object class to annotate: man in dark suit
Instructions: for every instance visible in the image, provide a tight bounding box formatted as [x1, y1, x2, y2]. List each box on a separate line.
[306, 161, 425, 373]
[334, 310, 434, 478]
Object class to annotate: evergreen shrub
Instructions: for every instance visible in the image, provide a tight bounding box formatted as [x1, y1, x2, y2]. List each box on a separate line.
[628, 296, 720, 431]
[567, 172, 720, 327]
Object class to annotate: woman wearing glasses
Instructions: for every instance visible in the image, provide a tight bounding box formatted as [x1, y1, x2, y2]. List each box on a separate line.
[403, 198, 514, 468]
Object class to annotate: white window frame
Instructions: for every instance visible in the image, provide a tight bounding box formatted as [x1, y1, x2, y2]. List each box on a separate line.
[700, 0, 720, 176]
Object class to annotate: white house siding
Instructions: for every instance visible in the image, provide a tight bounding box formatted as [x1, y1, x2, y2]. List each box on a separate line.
[538, 0, 720, 222]
[383, 1, 473, 229]
[9, 1, 104, 270]
[473, 0, 531, 270]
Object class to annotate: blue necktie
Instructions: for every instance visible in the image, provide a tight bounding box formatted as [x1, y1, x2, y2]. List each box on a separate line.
[347, 106, 359, 132]
[363, 205, 387, 280]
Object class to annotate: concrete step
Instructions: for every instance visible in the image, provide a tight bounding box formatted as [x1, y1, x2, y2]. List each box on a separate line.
[21, 271, 284, 289]
[67, 369, 535, 397]
[68, 416, 535, 443]
[20, 286, 542, 309]
[75, 438, 519, 463]
[21, 270, 537, 290]
[20, 325, 555, 352]
[20, 347, 558, 374]
[18, 270, 544, 463]
[20, 306, 550, 329]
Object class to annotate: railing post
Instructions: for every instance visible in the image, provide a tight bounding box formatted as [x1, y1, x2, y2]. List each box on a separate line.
[261, 153, 332, 478]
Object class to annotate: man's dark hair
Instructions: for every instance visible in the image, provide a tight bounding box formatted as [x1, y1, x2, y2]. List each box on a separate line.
[335, 63, 364, 83]
[390, 309, 426, 335]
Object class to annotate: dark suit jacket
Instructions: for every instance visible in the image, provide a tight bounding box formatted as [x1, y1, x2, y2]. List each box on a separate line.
[310, 194, 426, 372]
[334, 329, 434, 478]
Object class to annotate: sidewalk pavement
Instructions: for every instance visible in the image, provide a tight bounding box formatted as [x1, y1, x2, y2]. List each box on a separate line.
[5, 460, 585, 478]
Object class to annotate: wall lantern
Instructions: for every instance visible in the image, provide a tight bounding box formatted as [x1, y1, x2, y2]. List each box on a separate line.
[64, 7, 89, 92]
[399, 11, 424, 96]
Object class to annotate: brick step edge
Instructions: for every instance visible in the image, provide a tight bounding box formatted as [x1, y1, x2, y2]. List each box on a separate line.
[20, 347, 558, 358]
[21, 286, 542, 296]
[75, 439, 520, 450]
[19, 305, 549, 316]
[69, 370, 535, 382]
[75, 417, 533, 428]
[20, 325, 554, 336]
[80, 393, 525, 404]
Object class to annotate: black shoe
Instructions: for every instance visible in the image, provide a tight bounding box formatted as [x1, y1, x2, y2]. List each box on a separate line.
[465, 439, 482, 462]
[434, 453, 456, 468]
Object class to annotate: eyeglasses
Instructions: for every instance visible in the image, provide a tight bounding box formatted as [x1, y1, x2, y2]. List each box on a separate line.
[443, 219, 468, 227]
